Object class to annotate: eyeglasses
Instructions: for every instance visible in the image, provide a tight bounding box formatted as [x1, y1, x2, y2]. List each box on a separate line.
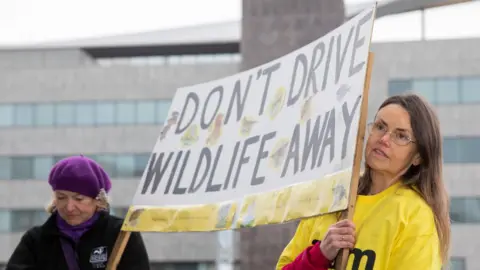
[367, 122, 415, 146]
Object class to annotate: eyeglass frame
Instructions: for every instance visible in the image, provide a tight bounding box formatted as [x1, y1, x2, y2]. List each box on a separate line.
[366, 121, 416, 146]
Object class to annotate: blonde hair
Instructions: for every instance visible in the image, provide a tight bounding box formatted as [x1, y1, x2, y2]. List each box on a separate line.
[46, 188, 111, 214]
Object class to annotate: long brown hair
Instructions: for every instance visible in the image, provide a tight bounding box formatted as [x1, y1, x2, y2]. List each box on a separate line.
[358, 93, 450, 263]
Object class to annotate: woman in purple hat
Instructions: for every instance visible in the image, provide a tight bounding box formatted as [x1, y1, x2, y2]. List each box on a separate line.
[6, 155, 150, 270]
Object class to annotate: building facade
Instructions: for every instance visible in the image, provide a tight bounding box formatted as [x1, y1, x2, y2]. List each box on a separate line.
[240, 37, 480, 270]
[0, 11, 479, 270]
[0, 49, 241, 269]
[370, 38, 480, 270]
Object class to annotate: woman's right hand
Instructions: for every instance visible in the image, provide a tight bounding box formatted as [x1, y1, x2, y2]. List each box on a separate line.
[319, 219, 356, 261]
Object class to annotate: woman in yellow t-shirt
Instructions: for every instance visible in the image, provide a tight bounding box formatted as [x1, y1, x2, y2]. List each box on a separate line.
[277, 94, 450, 270]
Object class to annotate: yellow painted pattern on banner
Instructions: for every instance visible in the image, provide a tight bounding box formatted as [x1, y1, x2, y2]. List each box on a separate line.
[122, 169, 352, 232]
[236, 169, 352, 228]
[121, 201, 238, 232]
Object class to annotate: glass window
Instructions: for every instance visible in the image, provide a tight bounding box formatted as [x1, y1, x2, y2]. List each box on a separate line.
[445, 137, 480, 164]
[9, 210, 47, 232]
[95, 154, 117, 178]
[34, 104, 55, 126]
[388, 80, 412, 96]
[443, 138, 460, 163]
[156, 101, 172, 124]
[149, 56, 167, 65]
[412, 79, 436, 104]
[96, 102, 115, 125]
[111, 207, 129, 218]
[232, 53, 242, 62]
[449, 257, 466, 270]
[198, 263, 216, 270]
[150, 263, 200, 270]
[460, 137, 480, 163]
[436, 78, 460, 104]
[0, 210, 11, 232]
[75, 102, 95, 126]
[11, 157, 34, 180]
[134, 154, 151, 177]
[178, 55, 197, 65]
[97, 59, 112, 67]
[0, 104, 14, 127]
[33, 156, 54, 180]
[442, 137, 480, 163]
[464, 198, 480, 223]
[32, 211, 48, 226]
[14, 104, 34, 126]
[170, 263, 199, 270]
[215, 53, 234, 63]
[460, 77, 480, 103]
[130, 57, 150, 66]
[86, 154, 98, 160]
[450, 197, 480, 223]
[0, 157, 12, 179]
[167, 56, 182, 65]
[196, 54, 216, 64]
[53, 155, 69, 163]
[116, 102, 136, 125]
[450, 197, 466, 223]
[55, 103, 75, 126]
[11, 211, 34, 232]
[136, 101, 156, 124]
[116, 155, 135, 178]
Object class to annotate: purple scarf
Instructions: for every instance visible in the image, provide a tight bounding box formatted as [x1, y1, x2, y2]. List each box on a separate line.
[56, 212, 100, 243]
[57, 212, 100, 270]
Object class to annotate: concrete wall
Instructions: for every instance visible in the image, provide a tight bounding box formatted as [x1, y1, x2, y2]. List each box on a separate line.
[239, 0, 347, 268]
[0, 49, 95, 69]
[241, 0, 346, 69]
[0, 64, 239, 103]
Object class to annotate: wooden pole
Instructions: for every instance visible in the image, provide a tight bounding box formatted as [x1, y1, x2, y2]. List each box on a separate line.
[106, 230, 132, 270]
[335, 52, 374, 270]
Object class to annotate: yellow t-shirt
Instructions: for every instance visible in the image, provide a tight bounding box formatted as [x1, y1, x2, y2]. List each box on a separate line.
[276, 182, 442, 270]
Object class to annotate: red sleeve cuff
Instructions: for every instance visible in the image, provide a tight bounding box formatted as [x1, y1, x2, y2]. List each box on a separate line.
[305, 241, 332, 268]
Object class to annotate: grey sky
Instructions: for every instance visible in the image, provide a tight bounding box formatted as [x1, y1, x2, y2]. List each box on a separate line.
[0, 0, 478, 45]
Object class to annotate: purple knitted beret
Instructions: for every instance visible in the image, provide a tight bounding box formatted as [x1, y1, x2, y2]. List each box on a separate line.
[48, 155, 112, 198]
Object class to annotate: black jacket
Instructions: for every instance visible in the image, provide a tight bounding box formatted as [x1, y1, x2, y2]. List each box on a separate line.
[6, 211, 150, 270]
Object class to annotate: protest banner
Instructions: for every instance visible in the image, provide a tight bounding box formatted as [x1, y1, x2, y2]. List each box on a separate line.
[106, 4, 377, 270]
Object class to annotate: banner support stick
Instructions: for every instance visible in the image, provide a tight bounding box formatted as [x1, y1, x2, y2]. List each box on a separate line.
[335, 52, 374, 270]
[106, 230, 132, 270]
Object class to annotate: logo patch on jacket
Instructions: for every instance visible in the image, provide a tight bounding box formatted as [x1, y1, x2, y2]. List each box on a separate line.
[89, 246, 108, 268]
